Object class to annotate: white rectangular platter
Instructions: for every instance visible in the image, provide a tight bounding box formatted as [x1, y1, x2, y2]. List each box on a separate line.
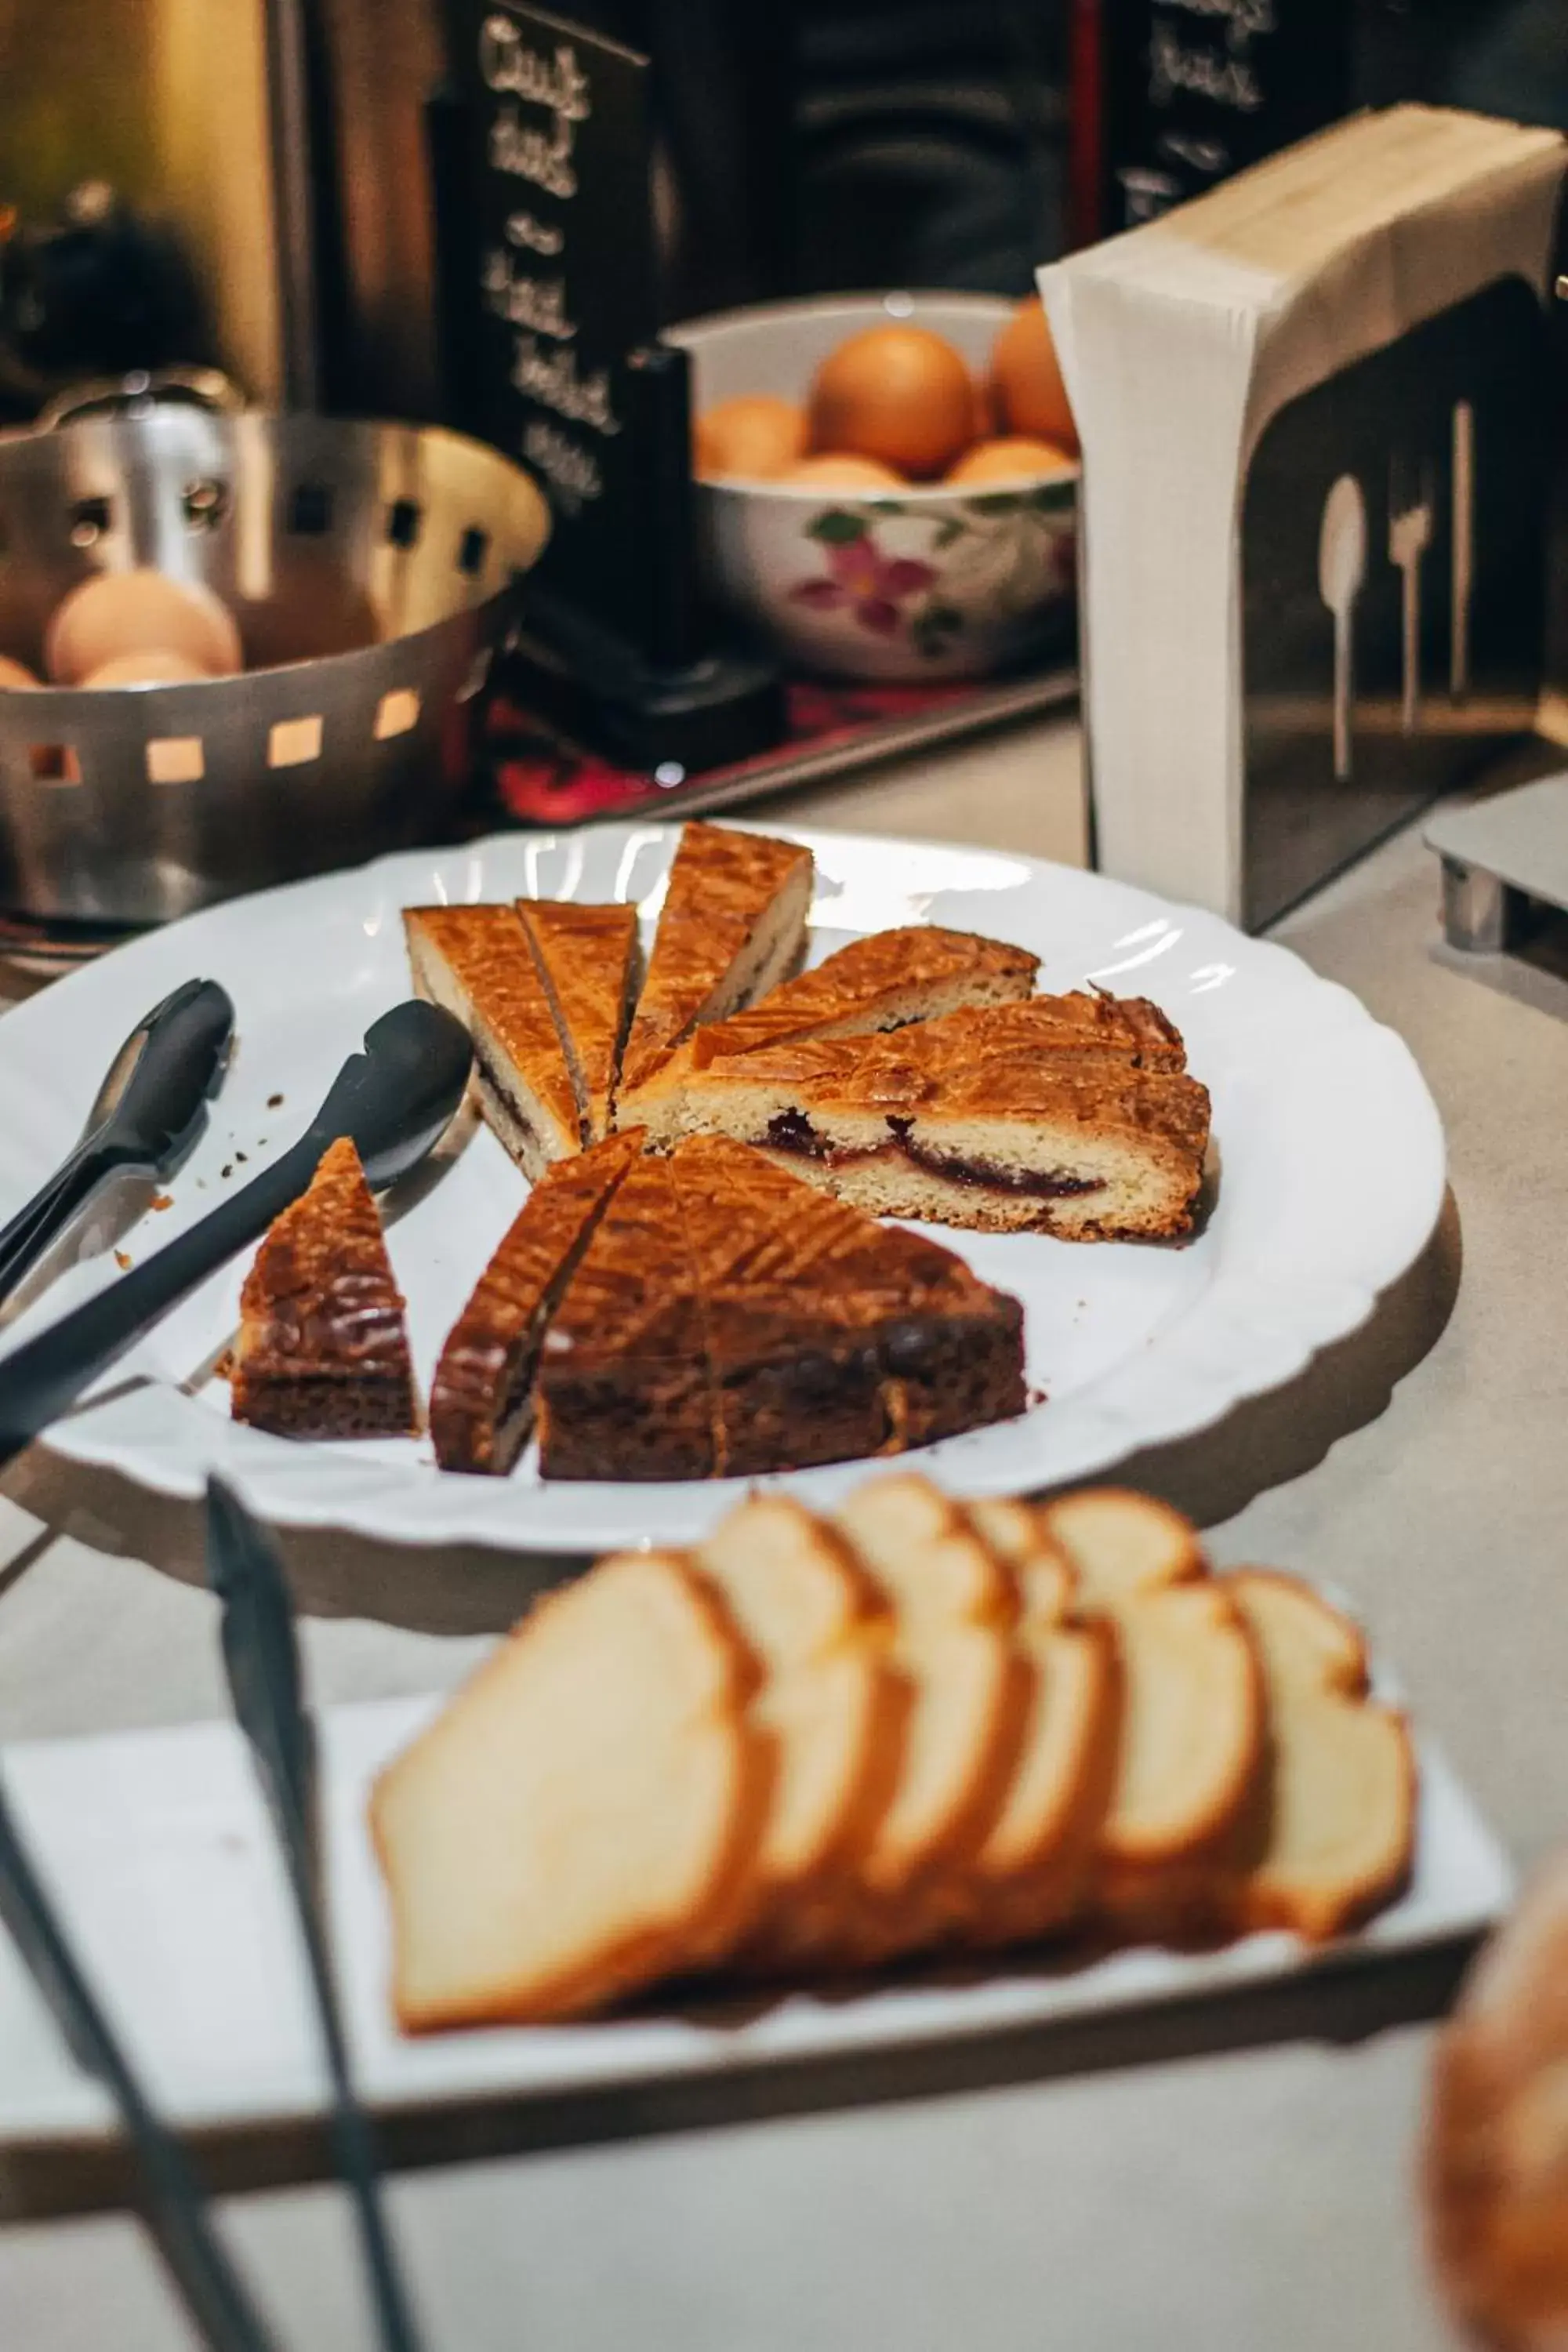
[0, 1694, 1512, 2153]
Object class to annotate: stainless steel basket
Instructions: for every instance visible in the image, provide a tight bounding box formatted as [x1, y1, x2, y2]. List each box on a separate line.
[0, 383, 550, 924]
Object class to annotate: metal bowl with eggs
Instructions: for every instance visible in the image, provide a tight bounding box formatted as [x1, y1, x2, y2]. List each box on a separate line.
[670, 292, 1079, 684]
[0, 383, 550, 926]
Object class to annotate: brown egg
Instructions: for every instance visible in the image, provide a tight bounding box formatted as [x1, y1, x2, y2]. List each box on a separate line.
[0, 655, 41, 690]
[989, 299, 1079, 452]
[778, 453, 908, 492]
[46, 569, 242, 684]
[695, 394, 809, 481]
[946, 435, 1077, 488]
[81, 648, 214, 688]
[808, 325, 977, 479]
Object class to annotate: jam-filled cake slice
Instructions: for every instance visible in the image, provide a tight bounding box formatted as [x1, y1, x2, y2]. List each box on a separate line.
[670, 1138, 1026, 1474]
[405, 904, 582, 1177]
[629, 925, 1040, 1149]
[230, 1137, 419, 1439]
[519, 901, 642, 1145]
[652, 994, 1209, 1240]
[615, 822, 814, 1112]
[430, 1131, 644, 1476]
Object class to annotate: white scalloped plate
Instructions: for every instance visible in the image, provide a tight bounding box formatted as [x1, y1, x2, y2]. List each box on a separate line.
[0, 823, 1444, 1552]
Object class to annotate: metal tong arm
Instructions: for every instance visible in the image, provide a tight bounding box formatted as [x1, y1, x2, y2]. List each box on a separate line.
[0, 1778, 280, 2351]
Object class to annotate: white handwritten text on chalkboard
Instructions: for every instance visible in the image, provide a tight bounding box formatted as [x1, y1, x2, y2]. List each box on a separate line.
[481, 24, 589, 198]
[463, 2, 659, 620]
[1149, 25, 1264, 110]
[474, 11, 623, 496]
[524, 416, 603, 509]
[509, 334, 619, 434]
[507, 209, 564, 257]
[482, 252, 575, 338]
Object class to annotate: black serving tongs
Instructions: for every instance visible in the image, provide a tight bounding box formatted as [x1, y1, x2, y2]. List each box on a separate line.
[205, 1478, 426, 2352]
[0, 978, 235, 1309]
[0, 1007, 469, 2346]
[0, 1777, 283, 2351]
[0, 1480, 434, 2352]
[0, 999, 472, 1469]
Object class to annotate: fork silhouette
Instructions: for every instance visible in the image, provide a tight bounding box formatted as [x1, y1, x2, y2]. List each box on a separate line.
[1388, 454, 1434, 735]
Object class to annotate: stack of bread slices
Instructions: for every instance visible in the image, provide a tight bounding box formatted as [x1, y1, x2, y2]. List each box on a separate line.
[371, 1478, 1417, 2033]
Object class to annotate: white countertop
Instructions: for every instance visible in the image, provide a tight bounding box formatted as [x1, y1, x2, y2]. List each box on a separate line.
[2, 713, 1566, 2351]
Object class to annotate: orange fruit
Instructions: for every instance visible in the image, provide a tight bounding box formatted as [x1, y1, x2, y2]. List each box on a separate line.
[989, 299, 1078, 452]
[778, 453, 907, 491]
[0, 655, 40, 689]
[946, 435, 1076, 487]
[694, 395, 808, 481]
[808, 325, 977, 479]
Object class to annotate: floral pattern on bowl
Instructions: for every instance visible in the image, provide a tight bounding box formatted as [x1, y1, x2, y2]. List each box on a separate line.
[786, 491, 1076, 666]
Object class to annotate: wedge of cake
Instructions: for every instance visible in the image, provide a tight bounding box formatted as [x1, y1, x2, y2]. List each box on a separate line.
[615, 822, 814, 1111]
[629, 925, 1040, 1148]
[230, 1137, 418, 1439]
[371, 1548, 771, 2029]
[535, 1151, 718, 1480]
[404, 903, 582, 1176]
[429, 1131, 643, 1475]
[532, 1135, 1025, 1483]
[669, 1136, 1026, 1475]
[650, 993, 1209, 1238]
[519, 900, 642, 1145]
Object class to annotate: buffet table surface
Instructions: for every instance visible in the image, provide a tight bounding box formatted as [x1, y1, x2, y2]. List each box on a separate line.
[2, 711, 1566, 2352]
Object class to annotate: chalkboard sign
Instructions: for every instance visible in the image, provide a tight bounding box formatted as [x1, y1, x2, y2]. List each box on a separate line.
[456, 1, 661, 641]
[1102, 0, 1352, 227]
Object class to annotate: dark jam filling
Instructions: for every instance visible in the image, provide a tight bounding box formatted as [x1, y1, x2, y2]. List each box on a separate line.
[764, 1109, 1103, 1199]
[764, 1107, 833, 1159]
[474, 1046, 542, 1152]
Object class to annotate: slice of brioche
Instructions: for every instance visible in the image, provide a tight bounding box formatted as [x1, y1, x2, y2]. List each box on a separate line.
[630, 926, 1040, 1149]
[405, 903, 582, 1175]
[1039, 1490, 1262, 1934]
[519, 901, 643, 1145]
[616, 822, 814, 1107]
[1426, 1853, 1568, 2352]
[372, 1551, 770, 2029]
[693, 1495, 907, 1963]
[959, 1498, 1123, 1947]
[1041, 1488, 1206, 1601]
[802, 1475, 1029, 1966]
[1210, 1570, 1416, 1940]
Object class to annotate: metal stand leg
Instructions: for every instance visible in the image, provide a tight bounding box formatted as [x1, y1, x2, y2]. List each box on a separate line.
[1440, 858, 1512, 953]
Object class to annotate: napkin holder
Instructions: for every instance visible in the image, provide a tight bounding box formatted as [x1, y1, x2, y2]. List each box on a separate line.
[1043, 106, 1568, 930]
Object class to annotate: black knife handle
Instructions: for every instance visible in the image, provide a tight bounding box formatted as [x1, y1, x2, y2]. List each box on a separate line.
[0, 1138, 318, 1465]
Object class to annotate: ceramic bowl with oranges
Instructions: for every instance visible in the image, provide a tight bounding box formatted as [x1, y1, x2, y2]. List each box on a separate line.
[671, 291, 1078, 682]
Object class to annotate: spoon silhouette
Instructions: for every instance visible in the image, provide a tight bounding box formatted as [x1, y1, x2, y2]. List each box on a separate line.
[0, 978, 235, 1309]
[0, 1000, 472, 1467]
[1318, 473, 1367, 783]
